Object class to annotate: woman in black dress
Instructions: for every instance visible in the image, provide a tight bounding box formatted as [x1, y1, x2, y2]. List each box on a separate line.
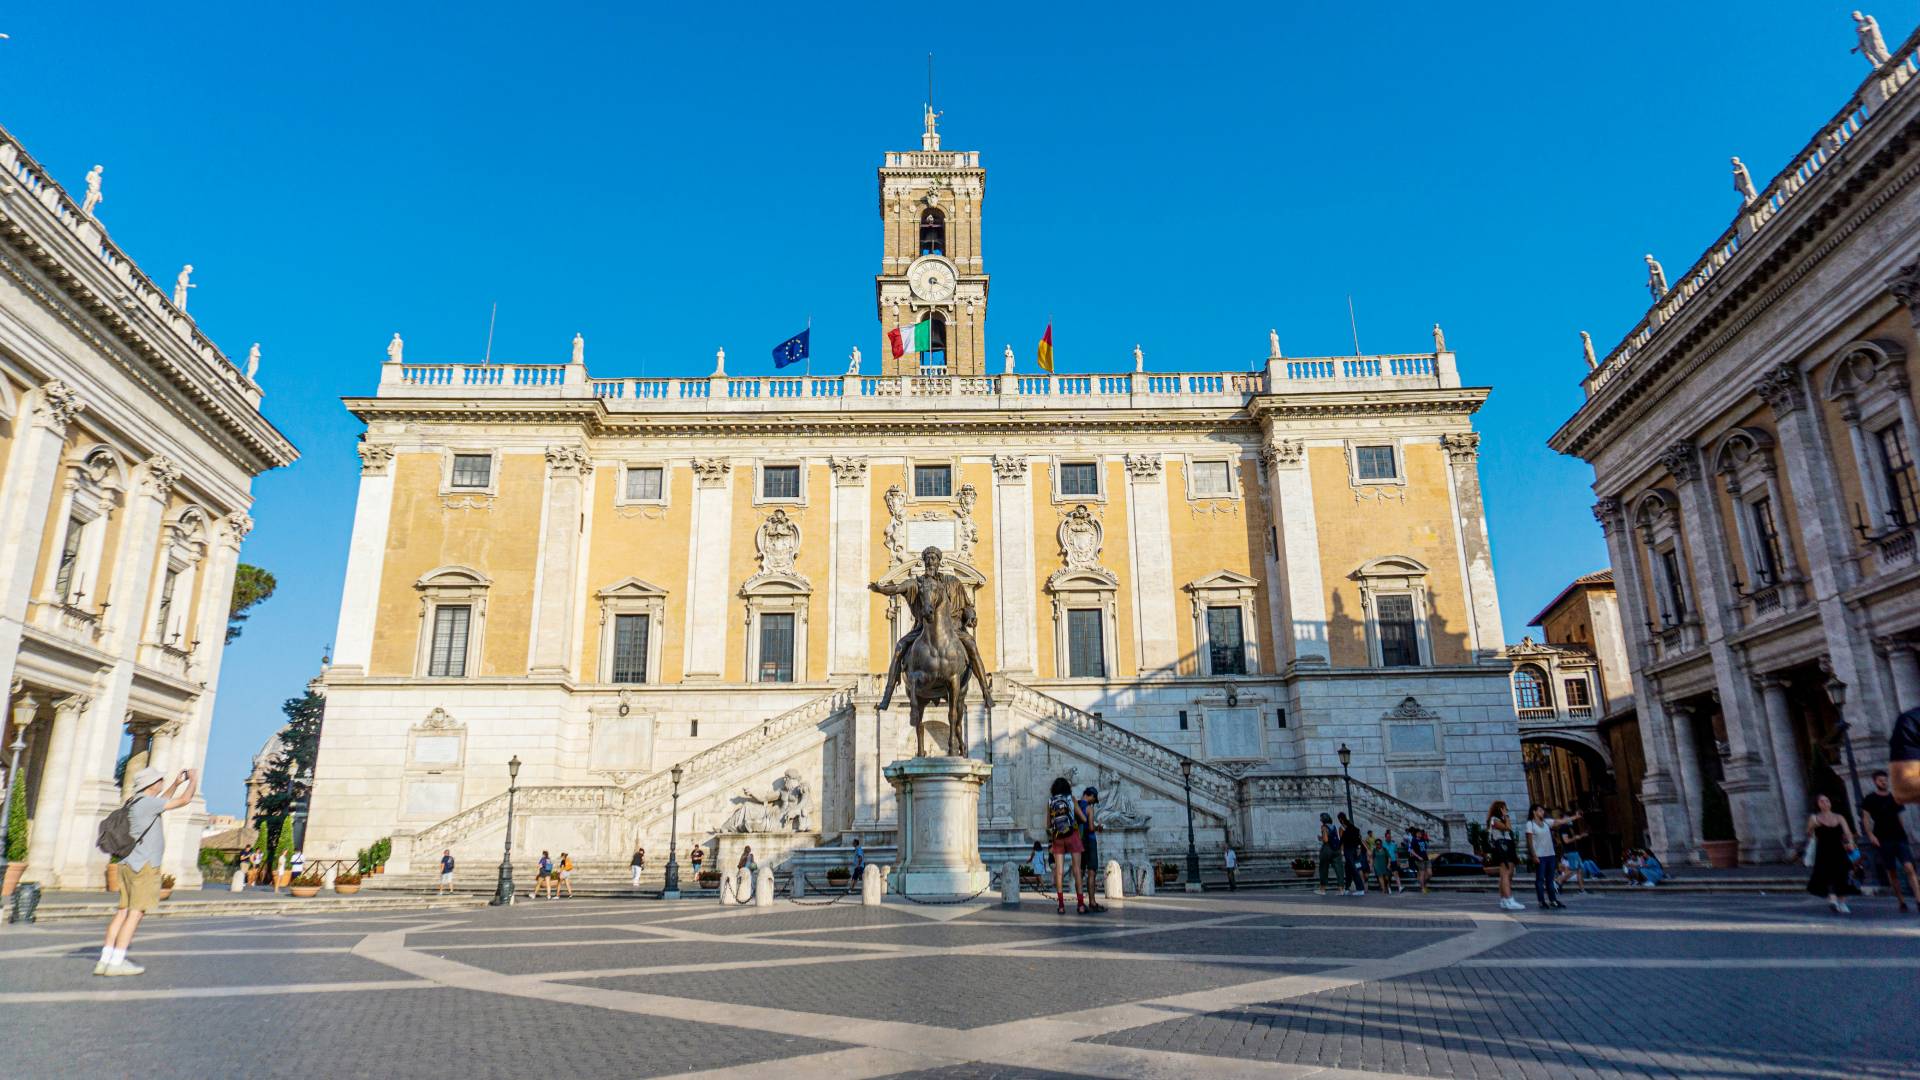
[1805, 793, 1859, 914]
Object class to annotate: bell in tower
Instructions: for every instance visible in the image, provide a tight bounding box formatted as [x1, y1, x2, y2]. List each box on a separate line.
[876, 107, 987, 376]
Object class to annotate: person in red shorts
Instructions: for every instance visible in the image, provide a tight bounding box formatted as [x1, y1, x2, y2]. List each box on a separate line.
[1045, 776, 1089, 914]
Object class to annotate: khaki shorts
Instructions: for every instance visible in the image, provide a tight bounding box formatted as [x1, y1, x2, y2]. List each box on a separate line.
[117, 864, 162, 913]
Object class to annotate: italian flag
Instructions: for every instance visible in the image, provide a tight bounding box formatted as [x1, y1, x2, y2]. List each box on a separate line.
[888, 318, 931, 359]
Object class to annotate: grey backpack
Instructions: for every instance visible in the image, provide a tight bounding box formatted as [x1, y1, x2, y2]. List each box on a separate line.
[95, 798, 158, 860]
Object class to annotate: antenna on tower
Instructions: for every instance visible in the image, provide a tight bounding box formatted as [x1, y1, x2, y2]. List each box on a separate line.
[482, 302, 498, 365]
[927, 52, 934, 113]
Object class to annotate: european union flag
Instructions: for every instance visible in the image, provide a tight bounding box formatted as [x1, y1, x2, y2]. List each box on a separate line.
[772, 328, 810, 369]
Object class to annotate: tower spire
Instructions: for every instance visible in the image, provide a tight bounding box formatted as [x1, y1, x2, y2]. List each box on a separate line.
[923, 53, 940, 150]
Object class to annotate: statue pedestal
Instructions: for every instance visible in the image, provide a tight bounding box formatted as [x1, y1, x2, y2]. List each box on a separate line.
[883, 756, 993, 900]
[713, 831, 821, 877]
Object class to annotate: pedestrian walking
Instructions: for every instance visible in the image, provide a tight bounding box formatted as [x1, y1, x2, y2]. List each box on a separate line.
[557, 852, 575, 897]
[1316, 813, 1340, 894]
[1860, 770, 1919, 911]
[1524, 804, 1573, 910]
[535, 850, 554, 899]
[1027, 840, 1046, 879]
[1045, 777, 1088, 914]
[247, 844, 263, 885]
[1486, 800, 1522, 911]
[630, 844, 646, 888]
[237, 845, 253, 889]
[438, 849, 456, 895]
[289, 849, 305, 882]
[1555, 811, 1590, 894]
[95, 767, 197, 977]
[1338, 812, 1367, 895]
[1079, 787, 1107, 912]
[1376, 829, 1403, 894]
[1806, 794, 1859, 914]
[690, 844, 705, 879]
[850, 838, 866, 890]
[1223, 843, 1238, 891]
[1408, 827, 1432, 894]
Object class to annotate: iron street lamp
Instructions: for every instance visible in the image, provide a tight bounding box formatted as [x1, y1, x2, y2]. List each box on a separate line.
[1180, 757, 1201, 892]
[1338, 743, 1355, 825]
[662, 763, 685, 899]
[1824, 671, 1865, 815]
[0, 724, 28, 905]
[490, 755, 521, 907]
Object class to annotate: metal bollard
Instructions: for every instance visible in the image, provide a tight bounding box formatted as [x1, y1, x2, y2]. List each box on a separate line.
[1001, 860, 1021, 907]
[9, 881, 41, 924]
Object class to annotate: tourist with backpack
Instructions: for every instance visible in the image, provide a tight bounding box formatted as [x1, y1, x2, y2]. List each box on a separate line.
[1046, 777, 1089, 914]
[1338, 812, 1366, 895]
[94, 767, 196, 976]
[1316, 813, 1340, 894]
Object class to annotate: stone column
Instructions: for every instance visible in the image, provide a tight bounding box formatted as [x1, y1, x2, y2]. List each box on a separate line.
[1122, 453, 1178, 673]
[1665, 700, 1707, 859]
[1884, 639, 1920, 712]
[1440, 433, 1503, 660]
[991, 455, 1035, 674]
[330, 443, 397, 675]
[827, 457, 870, 677]
[27, 693, 90, 885]
[529, 446, 588, 675]
[1756, 677, 1813, 828]
[683, 459, 734, 679]
[1258, 435, 1328, 667]
[162, 512, 249, 885]
[0, 382, 85, 696]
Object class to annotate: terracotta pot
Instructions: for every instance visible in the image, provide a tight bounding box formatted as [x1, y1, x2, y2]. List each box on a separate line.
[1702, 840, 1739, 869]
[1293, 866, 1314, 878]
[290, 885, 321, 898]
[3, 861, 25, 898]
[159, 888, 173, 901]
[334, 883, 361, 895]
[106, 863, 121, 892]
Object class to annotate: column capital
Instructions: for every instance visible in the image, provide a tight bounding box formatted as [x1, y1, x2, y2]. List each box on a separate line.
[1122, 452, 1162, 481]
[356, 441, 396, 476]
[1888, 262, 1920, 310]
[217, 512, 254, 550]
[54, 692, 92, 717]
[990, 454, 1028, 482]
[1439, 431, 1480, 464]
[1657, 441, 1702, 485]
[1259, 437, 1304, 470]
[1754, 363, 1806, 416]
[136, 455, 183, 501]
[1591, 496, 1622, 531]
[30, 379, 85, 433]
[544, 444, 590, 478]
[691, 457, 731, 487]
[828, 455, 868, 486]
[1873, 634, 1916, 657]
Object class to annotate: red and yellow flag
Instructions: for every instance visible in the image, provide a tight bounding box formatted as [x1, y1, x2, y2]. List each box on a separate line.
[1036, 322, 1054, 373]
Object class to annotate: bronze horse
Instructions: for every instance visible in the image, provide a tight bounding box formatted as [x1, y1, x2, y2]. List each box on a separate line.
[870, 547, 992, 757]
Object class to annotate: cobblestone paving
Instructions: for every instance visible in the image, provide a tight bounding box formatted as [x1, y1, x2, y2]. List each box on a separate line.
[3, 890, 1914, 1078]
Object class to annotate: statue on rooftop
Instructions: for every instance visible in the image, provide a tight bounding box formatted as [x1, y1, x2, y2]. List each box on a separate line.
[848, 345, 861, 375]
[1731, 156, 1758, 205]
[1133, 343, 1144, 371]
[1644, 254, 1668, 300]
[81, 165, 103, 216]
[1853, 11, 1892, 67]
[1003, 343, 1015, 374]
[713, 347, 726, 377]
[571, 333, 584, 365]
[245, 343, 260, 381]
[172, 265, 195, 310]
[387, 333, 404, 364]
[1432, 324, 1447, 352]
[1269, 328, 1282, 359]
[1580, 331, 1598, 371]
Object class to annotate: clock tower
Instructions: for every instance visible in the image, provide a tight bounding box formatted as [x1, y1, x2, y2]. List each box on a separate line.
[876, 107, 988, 376]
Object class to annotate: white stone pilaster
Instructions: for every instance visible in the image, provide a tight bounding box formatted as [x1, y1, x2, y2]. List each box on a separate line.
[991, 455, 1035, 674]
[162, 513, 248, 885]
[1757, 677, 1813, 831]
[529, 446, 588, 675]
[828, 457, 870, 676]
[1440, 433, 1503, 660]
[0, 382, 85, 695]
[683, 460, 734, 678]
[1260, 436, 1327, 667]
[330, 444, 396, 674]
[1123, 454, 1177, 673]
[28, 693, 88, 885]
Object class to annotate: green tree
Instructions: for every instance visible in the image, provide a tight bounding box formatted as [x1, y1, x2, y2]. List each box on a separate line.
[5, 771, 27, 862]
[253, 819, 272, 866]
[275, 817, 295, 863]
[254, 690, 325, 822]
[226, 564, 277, 644]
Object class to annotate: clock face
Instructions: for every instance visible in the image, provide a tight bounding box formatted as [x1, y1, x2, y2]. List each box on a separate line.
[908, 258, 957, 302]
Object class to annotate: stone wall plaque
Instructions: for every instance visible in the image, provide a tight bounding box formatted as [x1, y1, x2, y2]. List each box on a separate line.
[906, 518, 957, 554]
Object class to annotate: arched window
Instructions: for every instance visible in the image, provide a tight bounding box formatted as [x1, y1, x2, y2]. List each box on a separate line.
[923, 313, 948, 371]
[1513, 665, 1550, 710]
[919, 208, 946, 255]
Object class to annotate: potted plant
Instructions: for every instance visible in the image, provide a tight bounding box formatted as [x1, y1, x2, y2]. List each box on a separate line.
[333, 869, 363, 895]
[159, 874, 175, 901]
[370, 837, 391, 873]
[825, 867, 851, 887]
[2, 770, 26, 898]
[289, 869, 324, 898]
[697, 870, 721, 888]
[1700, 785, 1739, 869]
[1154, 860, 1181, 887]
[1291, 856, 1315, 878]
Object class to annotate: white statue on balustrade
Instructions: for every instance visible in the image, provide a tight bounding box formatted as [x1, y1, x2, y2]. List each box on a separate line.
[848, 345, 861, 375]
[1269, 328, 1282, 358]
[571, 333, 585, 365]
[1580, 330, 1597, 371]
[1133, 344, 1144, 371]
[712, 347, 726, 377]
[1432, 324, 1446, 353]
[245, 343, 260, 381]
[1853, 11, 1892, 67]
[82, 165, 103, 216]
[388, 333, 404, 363]
[173, 265, 195, 310]
[1731, 156, 1758, 205]
[1644, 254, 1668, 300]
[1003, 343, 1015, 374]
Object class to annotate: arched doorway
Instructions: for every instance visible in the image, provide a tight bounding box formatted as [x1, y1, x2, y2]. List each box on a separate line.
[1521, 736, 1625, 866]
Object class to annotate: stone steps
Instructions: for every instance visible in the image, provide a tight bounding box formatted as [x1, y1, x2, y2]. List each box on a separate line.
[18, 892, 490, 923]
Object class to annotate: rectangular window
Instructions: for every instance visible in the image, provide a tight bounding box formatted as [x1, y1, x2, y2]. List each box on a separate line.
[1178, 709, 1189, 730]
[623, 466, 663, 501]
[1354, 445, 1398, 481]
[914, 464, 952, 498]
[1748, 497, 1782, 584]
[1205, 606, 1247, 674]
[1067, 608, 1106, 678]
[450, 454, 492, 489]
[1059, 461, 1100, 496]
[611, 614, 650, 684]
[761, 465, 800, 500]
[758, 612, 795, 683]
[1659, 549, 1687, 623]
[54, 516, 85, 601]
[154, 568, 178, 640]
[1564, 678, 1592, 708]
[427, 604, 471, 677]
[1276, 708, 1287, 728]
[691, 718, 698, 737]
[1877, 424, 1920, 527]
[1375, 593, 1420, 667]
[1191, 460, 1232, 497]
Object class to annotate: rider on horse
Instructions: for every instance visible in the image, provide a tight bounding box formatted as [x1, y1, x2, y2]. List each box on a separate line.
[870, 546, 992, 711]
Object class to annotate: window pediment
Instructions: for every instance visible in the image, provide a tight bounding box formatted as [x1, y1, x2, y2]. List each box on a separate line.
[1186, 569, 1260, 593]
[1822, 338, 1907, 401]
[596, 576, 669, 601]
[740, 570, 812, 597]
[417, 565, 491, 589]
[1047, 566, 1119, 593]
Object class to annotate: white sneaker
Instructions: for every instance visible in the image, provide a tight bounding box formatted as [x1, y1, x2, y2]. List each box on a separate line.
[1838, 901, 1853, 914]
[103, 960, 145, 977]
[92, 960, 109, 976]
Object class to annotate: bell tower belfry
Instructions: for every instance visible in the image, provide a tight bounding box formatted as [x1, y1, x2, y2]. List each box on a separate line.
[876, 107, 987, 376]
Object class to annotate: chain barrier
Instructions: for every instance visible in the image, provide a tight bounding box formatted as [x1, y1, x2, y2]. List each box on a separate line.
[785, 871, 856, 907]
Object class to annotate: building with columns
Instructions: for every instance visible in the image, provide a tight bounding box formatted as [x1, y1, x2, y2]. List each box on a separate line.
[0, 123, 297, 887]
[1551, 30, 1920, 865]
[305, 115, 1522, 871]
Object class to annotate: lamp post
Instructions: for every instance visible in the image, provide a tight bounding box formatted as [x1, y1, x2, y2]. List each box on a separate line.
[1338, 743, 1355, 824]
[1824, 670, 1864, 816]
[1180, 758, 1201, 892]
[0, 724, 28, 897]
[662, 763, 685, 899]
[490, 755, 521, 906]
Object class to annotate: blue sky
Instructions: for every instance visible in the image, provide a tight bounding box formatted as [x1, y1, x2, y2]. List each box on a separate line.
[4, 3, 1894, 815]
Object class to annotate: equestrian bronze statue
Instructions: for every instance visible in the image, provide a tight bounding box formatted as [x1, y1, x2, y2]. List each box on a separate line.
[870, 546, 993, 756]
